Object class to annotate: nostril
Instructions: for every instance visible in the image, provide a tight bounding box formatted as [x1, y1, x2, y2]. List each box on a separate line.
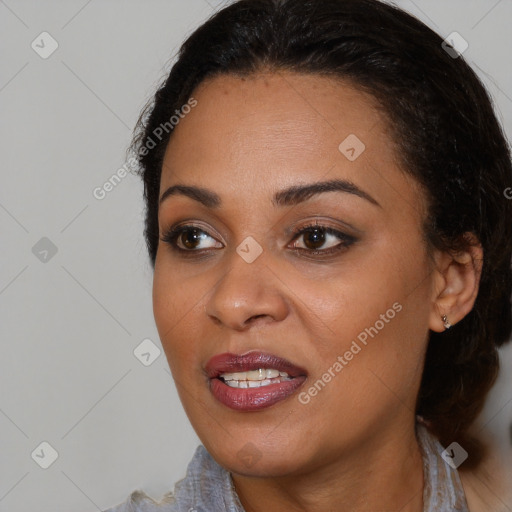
[246, 314, 268, 325]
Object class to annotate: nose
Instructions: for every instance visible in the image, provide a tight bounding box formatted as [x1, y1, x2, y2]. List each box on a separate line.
[204, 251, 289, 330]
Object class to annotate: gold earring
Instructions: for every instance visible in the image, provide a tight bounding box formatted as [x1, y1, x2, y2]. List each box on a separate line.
[442, 314, 451, 330]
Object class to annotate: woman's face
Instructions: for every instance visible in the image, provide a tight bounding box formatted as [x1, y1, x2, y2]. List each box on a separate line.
[153, 72, 438, 476]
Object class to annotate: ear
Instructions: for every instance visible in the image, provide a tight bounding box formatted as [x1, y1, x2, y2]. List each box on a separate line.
[429, 233, 483, 332]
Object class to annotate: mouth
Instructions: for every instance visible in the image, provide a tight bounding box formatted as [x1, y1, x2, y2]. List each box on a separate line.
[205, 351, 308, 411]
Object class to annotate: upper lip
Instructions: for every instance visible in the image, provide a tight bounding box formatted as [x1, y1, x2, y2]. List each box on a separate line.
[205, 351, 308, 379]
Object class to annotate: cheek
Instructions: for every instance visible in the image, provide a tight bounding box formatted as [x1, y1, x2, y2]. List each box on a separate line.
[152, 259, 204, 373]
[291, 243, 414, 345]
[298, 233, 431, 373]
[312, 244, 431, 408]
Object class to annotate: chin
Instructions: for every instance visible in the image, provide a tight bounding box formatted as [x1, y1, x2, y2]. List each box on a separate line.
[225, 451, 304, 478]
[203, 432, 312, 477]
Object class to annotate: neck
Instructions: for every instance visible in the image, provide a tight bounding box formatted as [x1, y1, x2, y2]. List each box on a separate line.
[230, 420, 424, 512]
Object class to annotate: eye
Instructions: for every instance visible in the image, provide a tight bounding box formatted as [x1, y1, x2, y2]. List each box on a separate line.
[289, 224, 356, 254]
[161, 225, 222, 252]
[161, 222, 356, 257]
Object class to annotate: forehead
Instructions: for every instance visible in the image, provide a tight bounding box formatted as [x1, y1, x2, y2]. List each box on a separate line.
[164, 72, 385, 171]
[160, 72, 424, 218]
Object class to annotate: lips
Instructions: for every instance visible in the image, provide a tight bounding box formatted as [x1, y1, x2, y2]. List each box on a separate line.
[205, 351, 308, 411]
[205, 351, 308, 379]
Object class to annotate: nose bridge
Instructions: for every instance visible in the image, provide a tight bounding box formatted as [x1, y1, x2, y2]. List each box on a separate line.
[205, 242, 288, 329]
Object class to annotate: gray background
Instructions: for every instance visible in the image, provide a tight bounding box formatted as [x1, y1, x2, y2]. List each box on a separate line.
[1, 1, 511, 511]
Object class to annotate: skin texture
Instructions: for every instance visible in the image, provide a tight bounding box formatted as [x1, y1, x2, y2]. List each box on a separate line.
[152, 72, 483, 512]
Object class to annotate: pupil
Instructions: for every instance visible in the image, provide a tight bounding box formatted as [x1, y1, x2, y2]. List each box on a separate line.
[182, 228, 203, 249]
[305, 228, 325, 249]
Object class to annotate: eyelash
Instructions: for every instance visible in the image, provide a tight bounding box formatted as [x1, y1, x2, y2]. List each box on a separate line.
[160, 222, 357, 258]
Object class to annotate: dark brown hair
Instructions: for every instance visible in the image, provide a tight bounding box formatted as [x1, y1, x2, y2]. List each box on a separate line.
[130, 0, 512, 466]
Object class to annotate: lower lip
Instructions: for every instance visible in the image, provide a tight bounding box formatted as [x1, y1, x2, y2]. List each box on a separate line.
[209, 376, 307, 411]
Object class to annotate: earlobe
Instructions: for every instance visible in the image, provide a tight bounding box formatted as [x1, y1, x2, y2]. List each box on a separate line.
[428, 234, 483, 333]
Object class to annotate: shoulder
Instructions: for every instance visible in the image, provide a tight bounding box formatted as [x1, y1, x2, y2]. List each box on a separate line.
[101, 444, 229, 512]
[459, 447, 512, 512]
[102, 489, 177, 512]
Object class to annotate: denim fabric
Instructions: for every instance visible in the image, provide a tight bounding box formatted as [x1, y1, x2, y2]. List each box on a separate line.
[103, 423, 468, 512]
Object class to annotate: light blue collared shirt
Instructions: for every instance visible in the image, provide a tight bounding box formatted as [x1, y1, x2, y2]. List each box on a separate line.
[103, 423, 469, 512]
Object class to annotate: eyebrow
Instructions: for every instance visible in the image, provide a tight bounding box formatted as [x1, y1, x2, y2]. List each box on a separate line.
[159, 179, 381, 208]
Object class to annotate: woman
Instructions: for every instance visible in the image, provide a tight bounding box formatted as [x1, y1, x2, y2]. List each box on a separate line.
[104, 0, 512, 510]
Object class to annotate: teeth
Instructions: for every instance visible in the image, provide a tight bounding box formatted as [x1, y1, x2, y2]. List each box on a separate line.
[219, 368, 294, 388]
[220, 368, 289, 381]
[224, 377, 292, 388]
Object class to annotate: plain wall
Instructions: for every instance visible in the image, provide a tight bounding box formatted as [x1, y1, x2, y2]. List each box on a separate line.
[1, 1, 511, 510]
